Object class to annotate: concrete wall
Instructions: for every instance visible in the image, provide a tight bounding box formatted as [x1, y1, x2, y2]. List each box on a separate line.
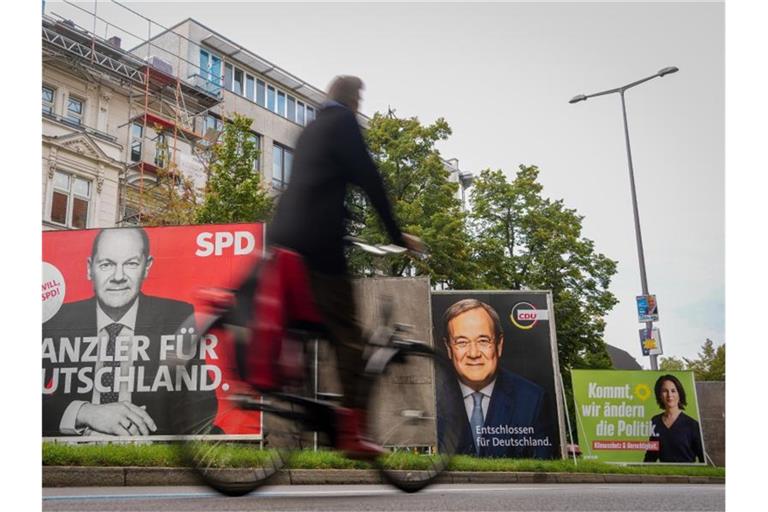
[314, 277, 435, 447]
[696, 381, 725, 466]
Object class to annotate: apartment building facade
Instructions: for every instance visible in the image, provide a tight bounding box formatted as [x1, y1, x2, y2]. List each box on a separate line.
[42, 14, 220, 230]
[42, 11, 470, 232]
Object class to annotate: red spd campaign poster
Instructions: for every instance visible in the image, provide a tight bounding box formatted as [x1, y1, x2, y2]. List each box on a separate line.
[42, 224, 264, 440]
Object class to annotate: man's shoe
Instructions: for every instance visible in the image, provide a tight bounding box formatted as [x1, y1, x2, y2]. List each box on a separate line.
[334, 407, 387, 461]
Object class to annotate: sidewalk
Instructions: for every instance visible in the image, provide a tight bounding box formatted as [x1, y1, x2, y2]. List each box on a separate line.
[43, 466, 725, 487]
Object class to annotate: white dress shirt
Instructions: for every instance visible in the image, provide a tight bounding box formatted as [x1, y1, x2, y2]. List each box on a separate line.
[458, 379, 496, 425]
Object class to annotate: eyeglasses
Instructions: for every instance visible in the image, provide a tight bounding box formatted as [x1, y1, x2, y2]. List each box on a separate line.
[449, 337, 495, 352]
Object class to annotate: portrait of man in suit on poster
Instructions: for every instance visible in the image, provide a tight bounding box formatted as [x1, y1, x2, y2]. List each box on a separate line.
[42, 227, 218, 437]
[438, 298, 553, 458]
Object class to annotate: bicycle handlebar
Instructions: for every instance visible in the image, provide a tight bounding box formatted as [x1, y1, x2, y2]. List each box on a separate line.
[344, 236, 407, 256]
[343, 236, 429, 258]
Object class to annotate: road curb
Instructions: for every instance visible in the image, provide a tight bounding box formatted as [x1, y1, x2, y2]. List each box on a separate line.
[42, 467, 725, 487]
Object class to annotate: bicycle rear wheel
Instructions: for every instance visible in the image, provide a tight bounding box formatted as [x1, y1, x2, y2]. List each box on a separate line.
[173, 313, 301, 496]
[367, 344, 463, 492]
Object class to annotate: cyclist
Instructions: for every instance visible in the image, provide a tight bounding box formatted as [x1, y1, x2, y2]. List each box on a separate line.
[266, 75, 423, 459]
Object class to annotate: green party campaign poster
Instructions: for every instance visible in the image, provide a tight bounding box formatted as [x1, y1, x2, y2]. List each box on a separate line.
[571, 370, 705, 464]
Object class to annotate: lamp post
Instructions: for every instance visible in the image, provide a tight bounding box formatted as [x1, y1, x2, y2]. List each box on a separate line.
[569, 66, 678, 370]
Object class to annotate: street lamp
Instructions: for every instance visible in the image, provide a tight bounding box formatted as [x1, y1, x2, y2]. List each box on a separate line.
[570, 66, 679, 370]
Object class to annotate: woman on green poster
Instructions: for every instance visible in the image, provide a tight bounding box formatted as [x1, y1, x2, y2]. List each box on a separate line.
[643, 375, 705, 463]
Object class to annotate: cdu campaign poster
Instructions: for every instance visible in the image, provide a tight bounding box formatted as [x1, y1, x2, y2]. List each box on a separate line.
[432, 291, 566, 459]
[572, 370, 706, 464]
[42, 224, 264, 440]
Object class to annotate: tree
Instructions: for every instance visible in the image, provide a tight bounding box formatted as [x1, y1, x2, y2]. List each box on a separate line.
[135, 126, 201, 226]
[196, 114, 273, 224]
[659, 356, 686, 371]
[348, 112, 479, 288]
[660, 339, 725, 381]
[469, 165, 619, 372]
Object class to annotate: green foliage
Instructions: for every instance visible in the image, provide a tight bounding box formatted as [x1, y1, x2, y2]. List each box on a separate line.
[469, 165, 619, 372]
[660, 339, 725, 381]
[42, 443, 725, 474]
[349, 112, 479, 288]
[659, 356, 687, 372]
[43, 442, 182, 467]
[137, 129, 201, 226]
[140, 171, 200, 226]
[196, 114, 273, 224]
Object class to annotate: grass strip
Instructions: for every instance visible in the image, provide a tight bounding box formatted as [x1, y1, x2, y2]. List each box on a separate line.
[43, 443, 724, 477]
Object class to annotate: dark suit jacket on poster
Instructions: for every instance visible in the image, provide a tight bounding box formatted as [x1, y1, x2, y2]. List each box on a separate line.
[439, 367, 554, 458]
[42, 294, 217, 436]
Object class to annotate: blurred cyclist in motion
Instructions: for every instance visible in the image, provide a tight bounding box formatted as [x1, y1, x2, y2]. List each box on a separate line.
[266, 75, 423, 459]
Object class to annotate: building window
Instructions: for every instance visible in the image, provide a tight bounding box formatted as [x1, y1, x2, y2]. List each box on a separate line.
[233, 67, 244, 95]
[245, 74, 255, 101]
[249, 133, 261, 172]
[287, 96, 296, 122]
[277, 91, 286, 116]
[306, 106, 316, 124]
[199, 49, 209, 76]
[51, 171, 90, 228]
[224, 63, 233, 91]
[199, 49, 222, 93]
[256, 79, 266, 107]
[130, 123, 143, 162]
[272, 144, 293, 190]
[202, 114, 224, 136]
[42, 85, 55, 115]
[122, 205, 140, 226]
[267, 85, 276, 112]
[296, 101, 305, 125]
[155, 132, 168, 167]
[66, 96, 84, 125]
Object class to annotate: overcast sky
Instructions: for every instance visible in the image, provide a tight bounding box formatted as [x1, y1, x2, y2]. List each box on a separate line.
[47, 0, 725, 365]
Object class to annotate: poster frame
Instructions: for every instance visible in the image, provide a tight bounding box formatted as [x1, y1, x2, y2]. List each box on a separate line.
[431, 289, 567, 459]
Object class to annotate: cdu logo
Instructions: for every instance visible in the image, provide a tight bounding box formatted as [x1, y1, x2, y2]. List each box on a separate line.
[509, 302, 549, 330]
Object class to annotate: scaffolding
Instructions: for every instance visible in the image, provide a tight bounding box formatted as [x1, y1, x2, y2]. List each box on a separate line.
[42, 0, 224, 225]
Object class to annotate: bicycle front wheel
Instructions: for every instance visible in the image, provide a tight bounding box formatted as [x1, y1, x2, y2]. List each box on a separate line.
[173, 312, 297, 496]
[367, 344, 463, 492]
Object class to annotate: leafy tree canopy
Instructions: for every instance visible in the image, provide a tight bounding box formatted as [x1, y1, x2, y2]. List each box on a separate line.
[348, 112, 479, 288]
[469, 165, 619, 371]
[196, 114, 273, 224]
[660, 339, 725, 381]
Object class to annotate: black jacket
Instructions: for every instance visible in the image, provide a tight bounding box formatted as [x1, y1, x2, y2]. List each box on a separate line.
[267, 104, 404, 274]
[643, 412, 704, 463]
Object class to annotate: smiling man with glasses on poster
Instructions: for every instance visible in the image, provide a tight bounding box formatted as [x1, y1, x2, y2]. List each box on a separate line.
[442, 298, 553, 458]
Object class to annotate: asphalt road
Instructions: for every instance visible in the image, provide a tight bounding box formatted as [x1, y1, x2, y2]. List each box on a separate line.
[43, 483, 724, 511]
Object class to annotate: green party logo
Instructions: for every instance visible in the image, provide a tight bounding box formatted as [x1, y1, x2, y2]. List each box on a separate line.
[633, 383, 652, 401]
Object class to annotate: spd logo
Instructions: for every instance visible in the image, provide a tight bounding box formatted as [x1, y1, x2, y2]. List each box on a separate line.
[509, 302, 549, 330]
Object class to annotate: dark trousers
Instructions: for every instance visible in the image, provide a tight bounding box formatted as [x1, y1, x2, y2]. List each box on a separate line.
[308, 271, 370, 410]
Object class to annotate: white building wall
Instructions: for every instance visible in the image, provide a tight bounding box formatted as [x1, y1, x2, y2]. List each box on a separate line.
[42, 66, 127, 230]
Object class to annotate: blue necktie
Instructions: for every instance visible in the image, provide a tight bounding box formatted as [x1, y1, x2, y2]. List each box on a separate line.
[470, 391, 484, 455]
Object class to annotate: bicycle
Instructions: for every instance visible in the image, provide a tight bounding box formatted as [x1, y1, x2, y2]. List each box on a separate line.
[171, 238, 463, 495]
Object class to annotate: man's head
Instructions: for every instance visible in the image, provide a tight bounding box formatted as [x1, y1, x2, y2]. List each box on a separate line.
[442, 299, 504, 391]
[87, 228, 153, 316]
[327, 75, 364, 113]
